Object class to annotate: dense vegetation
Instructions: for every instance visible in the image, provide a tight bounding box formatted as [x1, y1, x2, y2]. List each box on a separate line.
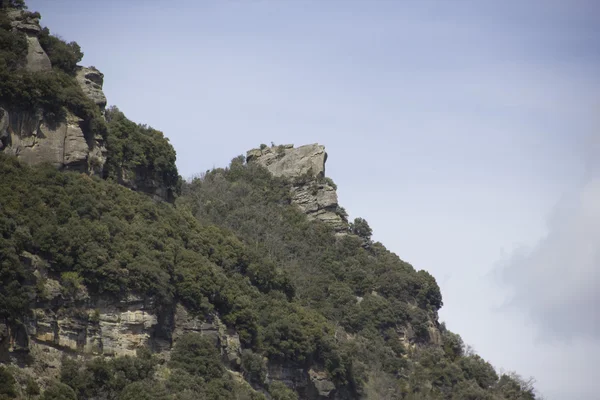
[0, 2, 540, 399]
[0, 153, 538, 399]
[104, 106, 181, 200]
[0, 4, 105, 136]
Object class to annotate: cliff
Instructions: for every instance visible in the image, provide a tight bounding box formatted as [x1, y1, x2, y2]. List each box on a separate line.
[0, 9, 107, 175]
[0, 2, 540, 400]
[247, 144, 348, 233]
[0, 7, 179, 201]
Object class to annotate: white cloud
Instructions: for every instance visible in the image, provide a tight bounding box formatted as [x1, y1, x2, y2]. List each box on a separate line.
[497, 139, 600, 342]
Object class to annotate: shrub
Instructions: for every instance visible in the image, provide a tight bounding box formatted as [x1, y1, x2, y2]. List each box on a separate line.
[38, 28, 83, 75]
[169, 334, 224, 380]
[268, 381, 298, 400]
[41, 382, 77, 400]
[0, 367, 17, 400]
[350, 217, 372, 241]
[241, 349, 267, 384]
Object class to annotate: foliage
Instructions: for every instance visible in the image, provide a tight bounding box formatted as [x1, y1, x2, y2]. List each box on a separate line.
[241, 349, 267, 384]
[38, 27, 83, 75]
[40, 382, 77, 400]
[0, 0, 27, 9]
[350, 217, 372, 241]
[0, 366, 17, 400]
[104, 106, 181, 199]
[0, 7, 540, 398]
[268, 381, 298, 400]
[170, 334, 225, 379]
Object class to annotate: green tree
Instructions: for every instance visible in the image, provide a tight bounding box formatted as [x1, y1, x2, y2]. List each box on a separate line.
[0, 0, 27, 9]
[0, 367, 17, 400]
[41, 382, 77, 400]
[350, 217, 372, 241]
[169, 334, 224, 380]
[268, 381, 298, 400]
[38, 28, 83, 75]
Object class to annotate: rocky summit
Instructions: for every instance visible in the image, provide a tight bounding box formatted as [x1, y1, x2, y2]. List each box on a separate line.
[0, 2, 540, 400]
[0, 9, 105, 174]
[247, 144, 348, 232]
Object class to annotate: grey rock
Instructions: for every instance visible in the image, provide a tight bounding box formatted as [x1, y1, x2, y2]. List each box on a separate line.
[247, 143, 347, 232]
[24, 35, 52, 72]
[308, 368, 336, 398]
[1, 109, 106, 173]
[173, 305, 241, 367]
[247, 143, 327, 178]
[76, 67, 107, 113]
[0, 107, 8, 149]
[4, 111, 88, 170]
[8, 10, 42, 35]
[7, 10, 51, 72]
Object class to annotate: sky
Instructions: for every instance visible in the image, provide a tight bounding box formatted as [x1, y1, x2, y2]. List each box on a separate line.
[27, 1, 600, 398]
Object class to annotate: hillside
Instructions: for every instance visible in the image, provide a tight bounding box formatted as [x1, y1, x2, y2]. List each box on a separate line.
[0, 2, 539, 400]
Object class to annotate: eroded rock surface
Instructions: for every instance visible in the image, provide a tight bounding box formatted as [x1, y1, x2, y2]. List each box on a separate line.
[247, 144, 347, 232]
[7, 9, 51, 72]
[76, 66, 108, 113]
[1, 109, 98, 171]
[0, 10, 107, 174]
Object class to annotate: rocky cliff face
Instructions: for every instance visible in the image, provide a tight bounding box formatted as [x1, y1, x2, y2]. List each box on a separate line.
[247, 144, 348, 232]
[0, 253, 243, 372]
[0, 249, 335, 399]
[0, 9, 106, 175]
[7, 9, 51, 72]
[0, 109, 106, 173]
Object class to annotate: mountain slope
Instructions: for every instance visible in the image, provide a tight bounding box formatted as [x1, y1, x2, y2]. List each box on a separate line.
[0, 2, 540, 400]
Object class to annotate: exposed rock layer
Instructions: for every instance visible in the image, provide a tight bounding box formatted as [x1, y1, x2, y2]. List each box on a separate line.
[247, 144, 347, 232]
[0, 9, 106, 174]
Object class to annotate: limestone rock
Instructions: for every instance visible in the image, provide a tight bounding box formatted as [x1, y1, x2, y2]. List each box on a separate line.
[173, 305, 241, 367]
[246, 143, 347, 232]
[7, 10, 51, 72]
[1, 12, 106, 174]
[26, 297, 159, 357]
[76, 66, 107, 113]
[291, 182, 346, 232]
[8, 10, 42, 35]
[1, 109, 106, 173]
[24, 34, 51, 72]
[247, 143, 326, 178]
[4, 111, 89, 170]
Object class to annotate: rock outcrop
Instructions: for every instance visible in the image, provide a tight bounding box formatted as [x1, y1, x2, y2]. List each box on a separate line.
[76, 66, 108, 114]
[0, 253, 241, 367]
[7, 9, 51, 72]
[0, 109, 103, 172]
[0, 9, 107, 174]
[247, 144, 348, 232]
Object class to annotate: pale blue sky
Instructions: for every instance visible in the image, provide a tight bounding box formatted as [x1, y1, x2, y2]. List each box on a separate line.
[29, 1, 600, 399]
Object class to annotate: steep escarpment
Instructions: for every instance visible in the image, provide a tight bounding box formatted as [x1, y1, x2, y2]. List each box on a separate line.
[247, 144, 348, 233]
[0, 7, 106, 174]
[0, 2, 540, 400]
[0, 4, 179, 200]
